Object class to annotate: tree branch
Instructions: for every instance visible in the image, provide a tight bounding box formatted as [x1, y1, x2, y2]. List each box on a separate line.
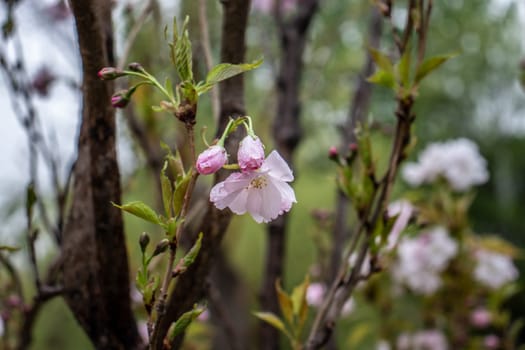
[260, 1, 320, 349]
[152, 1, 252, 348]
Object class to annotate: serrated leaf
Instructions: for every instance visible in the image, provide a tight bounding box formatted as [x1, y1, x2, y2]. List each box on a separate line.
[415, 53, 457, 83]
[167, 305, 205, 341]
[182, 232, 203, 268]
[0, 245, 21, 252]
[253, 312, 288, 335]
[160, 161, 173, 218]
[113, 201, 161, 225]
[367, 69, 396, 90]
[198, 59, 263, 94]
[369, 48, 393, 73]
[275, 280, 294, 326]
[174, 17, 193, 82]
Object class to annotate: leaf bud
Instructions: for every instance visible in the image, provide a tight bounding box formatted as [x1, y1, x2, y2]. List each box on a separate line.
[128, 62, 145, 73]
[152, 239, 170, 257]
[139, 232, 150, 252]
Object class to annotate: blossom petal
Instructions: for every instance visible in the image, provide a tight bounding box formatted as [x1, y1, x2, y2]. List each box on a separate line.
[261, 150, 294, 182]
[210, 173, 251, 210]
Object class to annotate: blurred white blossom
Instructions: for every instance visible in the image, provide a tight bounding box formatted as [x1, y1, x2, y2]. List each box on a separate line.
[306, 282, 326, 307]
[397, 330, 448, 350]
[393, 227, 458, 294]
[402, 138, 489, 191]
[306, 282, 354, 317]
[387, 200, 414, 249]
[474, 250, 518, 289]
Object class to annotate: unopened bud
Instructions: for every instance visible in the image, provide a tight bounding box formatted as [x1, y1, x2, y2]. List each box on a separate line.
[152, 239, 170, 257]
[98, 67, 125, 80]
[349, 143, 358, 152]
[128, 62, 145, 73]
[111, 90, 130, 108]
[139, 232, 150, 252]
[328, 146, 338, 160]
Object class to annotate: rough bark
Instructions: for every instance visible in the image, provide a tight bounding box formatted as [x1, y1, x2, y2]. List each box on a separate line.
[259, 1, 320, 349]
[153, 1, 252, 348]
[60, 1, 141, 348]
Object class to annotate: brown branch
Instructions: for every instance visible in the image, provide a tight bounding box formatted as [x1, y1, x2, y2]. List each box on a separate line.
[330, 7, 383, 283]
[151, 1, 252, 348]
[60, 0, 141, 348]
[305, 1, 432, 347]
[260, 1, 320, 349]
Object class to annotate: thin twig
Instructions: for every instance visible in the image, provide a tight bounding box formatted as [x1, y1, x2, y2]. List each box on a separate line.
[117, 0, 155, 70]
[150, 124, 199, 348]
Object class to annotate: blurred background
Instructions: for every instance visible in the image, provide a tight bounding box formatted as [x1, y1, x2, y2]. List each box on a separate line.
[0, 0, 524, 348]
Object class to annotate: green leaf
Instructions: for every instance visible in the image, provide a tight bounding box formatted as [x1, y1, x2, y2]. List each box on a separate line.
[415, 53, 457, 83]
[198, 59, 263, 94]
[253, 312, 288, 335]
[143, 275, 160, 305]
[290, 275, 309, 317]
[180, 81, 197, 104]
[173, 172, 191, 217]
[113, 201, 161, 225]
[182, 232, 203, 268]
[368, 48, 393, 73]
[397, 44, 412, 88]
[275, 280, 294, 326]
[367, 69, 396, 90]
[160, 161, 173, 218]
[167, 305, 205, 341]
[165, 77, 175, 102]
[174, 16, 193, 82]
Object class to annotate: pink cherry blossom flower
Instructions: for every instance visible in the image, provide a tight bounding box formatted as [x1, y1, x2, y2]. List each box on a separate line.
[196, 145, 228, 175]
[238, 135, 265, 172]
[306, 283, 326, 307]
[210, 150, 296, 223]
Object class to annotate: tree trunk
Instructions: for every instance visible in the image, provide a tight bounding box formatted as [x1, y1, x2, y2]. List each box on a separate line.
[60, 1, 141, 348]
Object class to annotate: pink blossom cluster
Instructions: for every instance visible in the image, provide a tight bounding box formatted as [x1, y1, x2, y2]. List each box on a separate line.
[196, 133, 296, 223]
[474, 249, 519, 289]
[402, 138, 489, 191]
[392, 227, 458, 295]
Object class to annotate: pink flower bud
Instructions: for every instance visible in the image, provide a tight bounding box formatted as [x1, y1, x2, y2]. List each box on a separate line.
[484, 335, 500, 349]
[196, 145, 228, 175]
[98, 67, 125, 80]
[470, 308, 492, 328]
[328, 146, 338, 160]
[111, 90, 130, 108]
[238, 136, 265, 172]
